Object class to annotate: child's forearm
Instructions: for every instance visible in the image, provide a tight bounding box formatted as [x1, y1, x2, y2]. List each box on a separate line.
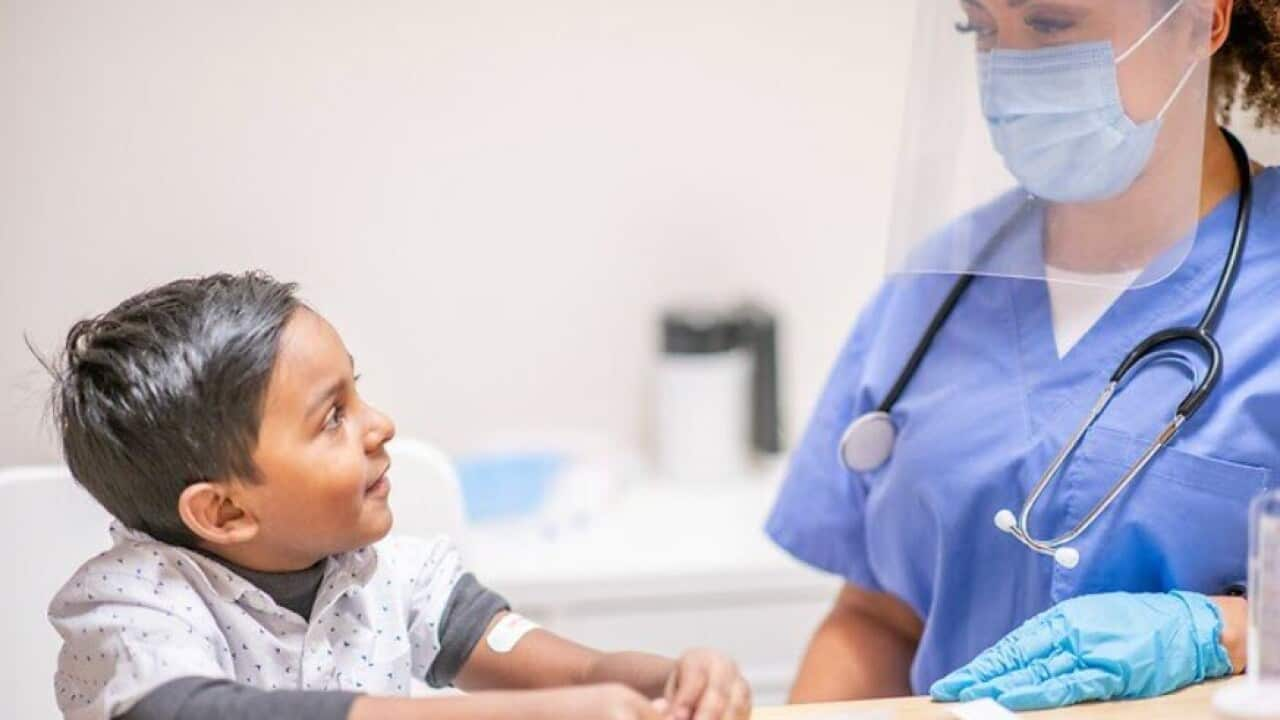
[453, 620, 676, 698]
[578, 651, 675, 698]
[347, 685, 663, 720]
[348, 691, 536, 720]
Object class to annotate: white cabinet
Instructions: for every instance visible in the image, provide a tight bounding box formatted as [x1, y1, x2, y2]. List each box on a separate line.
[465, 480, 840, 706]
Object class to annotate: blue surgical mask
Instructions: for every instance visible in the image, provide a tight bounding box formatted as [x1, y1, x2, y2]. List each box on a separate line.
[978, 1, 1196, 203]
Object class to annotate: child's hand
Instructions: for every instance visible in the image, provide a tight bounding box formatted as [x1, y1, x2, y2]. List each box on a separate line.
[659, 649, 752, 720]
[532, 683, 666, 720]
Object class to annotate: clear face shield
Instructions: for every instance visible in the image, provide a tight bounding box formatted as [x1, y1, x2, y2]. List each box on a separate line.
[886, 0, 1214, 288]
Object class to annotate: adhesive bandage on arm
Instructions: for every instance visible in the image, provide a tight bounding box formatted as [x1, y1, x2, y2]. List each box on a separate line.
[485, 612, 539, 653]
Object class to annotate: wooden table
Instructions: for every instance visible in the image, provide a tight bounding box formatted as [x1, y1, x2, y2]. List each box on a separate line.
[754, 679, 1236, 719]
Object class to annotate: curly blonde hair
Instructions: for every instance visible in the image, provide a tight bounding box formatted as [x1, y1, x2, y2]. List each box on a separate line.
[1214, 0, 1280, 126]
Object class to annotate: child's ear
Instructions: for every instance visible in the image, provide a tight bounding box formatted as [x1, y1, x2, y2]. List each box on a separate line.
[178, 481, 260, 546]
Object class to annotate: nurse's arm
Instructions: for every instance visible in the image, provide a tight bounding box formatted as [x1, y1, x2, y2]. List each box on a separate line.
[789, 583, 923, 703]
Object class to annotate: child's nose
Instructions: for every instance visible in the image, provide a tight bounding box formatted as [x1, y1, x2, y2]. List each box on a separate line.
[364, 405, 396, 450]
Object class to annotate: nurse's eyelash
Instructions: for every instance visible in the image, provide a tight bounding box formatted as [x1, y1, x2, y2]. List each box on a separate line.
[954, 20, 994, 37]
[1024, 18, 1075, 34]
[1025, 15, 1075, 35]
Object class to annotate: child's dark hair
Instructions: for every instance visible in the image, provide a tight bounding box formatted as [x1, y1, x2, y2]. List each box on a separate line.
[49, 271, 301, 546]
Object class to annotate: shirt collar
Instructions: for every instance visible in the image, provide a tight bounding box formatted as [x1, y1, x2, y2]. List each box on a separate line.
[108, 521, 381, 615]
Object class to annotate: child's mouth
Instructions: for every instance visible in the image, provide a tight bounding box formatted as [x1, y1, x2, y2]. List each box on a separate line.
[366, 465, 391, 497]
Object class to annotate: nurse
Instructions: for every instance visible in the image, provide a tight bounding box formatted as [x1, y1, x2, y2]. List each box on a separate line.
[767, 0, 1280, 711]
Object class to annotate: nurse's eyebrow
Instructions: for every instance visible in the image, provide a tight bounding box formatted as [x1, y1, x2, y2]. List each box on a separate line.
[962, 0, 1030, 8]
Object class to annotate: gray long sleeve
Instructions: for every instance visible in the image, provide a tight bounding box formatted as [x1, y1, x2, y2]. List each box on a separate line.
[426, 573, 511, 688]
[117, 677, 358, 720]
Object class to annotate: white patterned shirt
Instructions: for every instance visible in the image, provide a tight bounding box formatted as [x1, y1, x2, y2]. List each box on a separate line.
[49, 523, 465, 720]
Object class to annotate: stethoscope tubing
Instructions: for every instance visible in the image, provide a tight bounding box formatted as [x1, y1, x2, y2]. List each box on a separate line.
[843, 128, 1253, 568]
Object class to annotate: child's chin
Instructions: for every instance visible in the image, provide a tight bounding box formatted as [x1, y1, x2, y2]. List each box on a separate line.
[367, 506, 395, 541]
[343, 507, 394, 550]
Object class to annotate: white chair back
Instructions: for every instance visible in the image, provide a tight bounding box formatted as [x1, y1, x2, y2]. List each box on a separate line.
[385, 438, 468, 553]
[0, 465, 114, 719]
[382, 438, 468, 699]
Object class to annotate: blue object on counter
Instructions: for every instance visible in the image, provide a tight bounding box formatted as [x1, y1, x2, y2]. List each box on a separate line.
[456, 452, 565, 523]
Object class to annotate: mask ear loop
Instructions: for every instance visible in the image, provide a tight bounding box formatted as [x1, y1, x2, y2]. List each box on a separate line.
[1115, 0, 1187, 63]
[1112, 0, 1198, 123]
[1155, 60, 1201, 120]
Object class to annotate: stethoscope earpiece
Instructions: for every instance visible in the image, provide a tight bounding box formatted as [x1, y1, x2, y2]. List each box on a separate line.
[993, 509, 1075, 566]
[1054, 547, 1080, 569]
[993, 509, 1017, 533]
[994, 508, 1080, 568]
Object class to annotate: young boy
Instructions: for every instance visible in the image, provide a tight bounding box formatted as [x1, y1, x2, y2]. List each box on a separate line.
[47, 272, 752, 720]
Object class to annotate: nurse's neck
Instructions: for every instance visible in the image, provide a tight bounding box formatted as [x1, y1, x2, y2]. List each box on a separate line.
[1043, 111, 1251, 276]
[1198, 119, 1260, 217]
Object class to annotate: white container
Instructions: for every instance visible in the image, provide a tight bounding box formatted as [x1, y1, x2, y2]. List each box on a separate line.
[656, 348, 752, 484]
[1215, 489, 1280, 718]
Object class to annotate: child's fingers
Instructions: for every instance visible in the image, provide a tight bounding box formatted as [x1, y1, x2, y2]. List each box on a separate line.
[669, 661, 709, 720]
[691, 685, 727, 720]
[692, 660, 736, 720]
[662, 670, 685, 720]
[634, 695, 668, 720]
[727, 678, 751, 720]
[619, 686, 665, 720]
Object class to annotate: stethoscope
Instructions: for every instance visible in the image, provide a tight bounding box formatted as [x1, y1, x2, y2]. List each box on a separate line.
[838, 128, 1253, 569]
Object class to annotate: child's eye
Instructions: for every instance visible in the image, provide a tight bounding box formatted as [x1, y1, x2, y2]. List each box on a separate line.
[324, 404, 346, 431]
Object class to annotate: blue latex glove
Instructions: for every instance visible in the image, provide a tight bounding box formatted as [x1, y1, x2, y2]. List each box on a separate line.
[930, 591, 1232, 711]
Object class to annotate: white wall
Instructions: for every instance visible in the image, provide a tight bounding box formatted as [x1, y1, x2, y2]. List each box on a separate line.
[4, 1, 1278, 467]
[1, 0, 917, 465]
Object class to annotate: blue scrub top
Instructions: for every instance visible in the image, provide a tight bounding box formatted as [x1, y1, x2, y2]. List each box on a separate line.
[767, 167, 1280, 694]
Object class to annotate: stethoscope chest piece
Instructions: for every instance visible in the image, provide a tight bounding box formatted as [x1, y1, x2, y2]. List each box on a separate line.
[839, 411, 897, 472]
